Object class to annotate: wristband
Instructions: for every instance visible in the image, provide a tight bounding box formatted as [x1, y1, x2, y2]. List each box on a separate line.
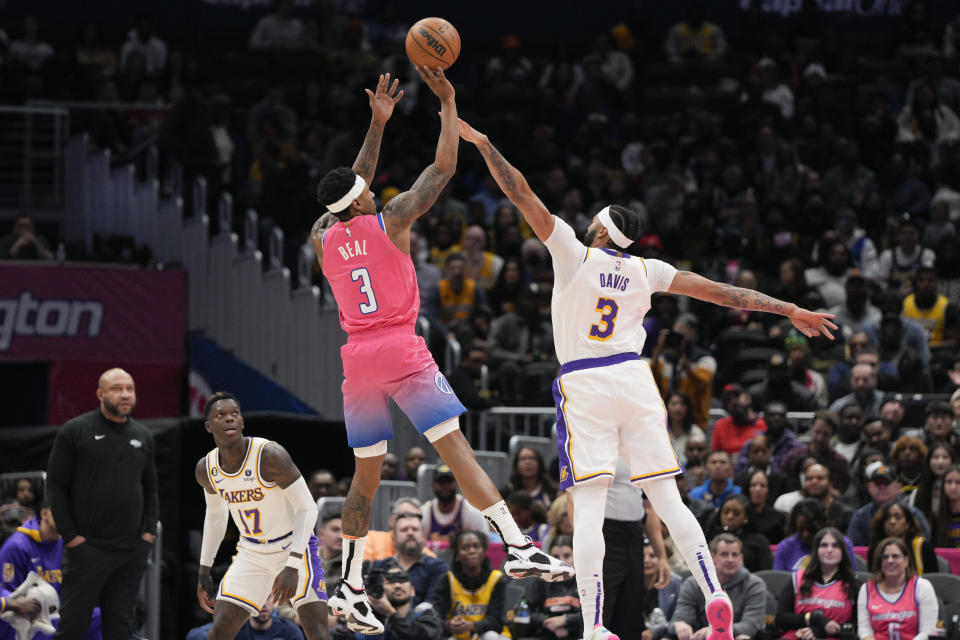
[285, 555, 303, 570]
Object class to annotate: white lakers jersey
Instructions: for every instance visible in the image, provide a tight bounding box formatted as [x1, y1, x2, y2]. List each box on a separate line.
[544, 217, 678, 364]
[206, 437, 294, 550]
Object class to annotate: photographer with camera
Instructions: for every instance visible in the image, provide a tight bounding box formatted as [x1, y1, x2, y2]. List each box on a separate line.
[650, 313, 716, 428]
[360, 563, 443, 640]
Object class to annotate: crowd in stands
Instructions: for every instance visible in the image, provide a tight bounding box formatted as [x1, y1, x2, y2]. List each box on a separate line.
[6, 0, 960, 638]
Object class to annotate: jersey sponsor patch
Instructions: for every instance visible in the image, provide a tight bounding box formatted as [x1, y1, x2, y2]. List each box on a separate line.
[435, 372, 453, 395]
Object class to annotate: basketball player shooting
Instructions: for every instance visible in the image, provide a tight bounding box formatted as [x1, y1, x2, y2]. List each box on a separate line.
[457, 117, 837, 640]
[310, 70, 573, 635]
[195, 392, 330, 640]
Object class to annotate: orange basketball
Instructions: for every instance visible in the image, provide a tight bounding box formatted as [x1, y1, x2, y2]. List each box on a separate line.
[405, 17, 460, 70]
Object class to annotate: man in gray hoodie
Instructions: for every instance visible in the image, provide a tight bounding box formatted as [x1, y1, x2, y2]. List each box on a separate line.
[669, 533, 766, 640]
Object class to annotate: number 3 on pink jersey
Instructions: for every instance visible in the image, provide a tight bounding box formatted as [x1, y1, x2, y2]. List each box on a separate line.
[351, 267, 379, 314]
[588, 297, 619, 341]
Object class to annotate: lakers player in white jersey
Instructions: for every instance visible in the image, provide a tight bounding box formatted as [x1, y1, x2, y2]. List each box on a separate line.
[457, 119, 837, 640]
[195, 392, 331, 640]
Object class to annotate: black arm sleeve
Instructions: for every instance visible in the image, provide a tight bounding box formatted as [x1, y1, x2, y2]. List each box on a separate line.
[46, 423, 79, 542]
[473, 575, 507, 635]
[848, 578, 860, 629]
[920, 539, 939, 575]
[390, 607, 444, 640]
[431, 574, 451, 624]
[774, 579, 806, 631]
[141, 429, 159, 536]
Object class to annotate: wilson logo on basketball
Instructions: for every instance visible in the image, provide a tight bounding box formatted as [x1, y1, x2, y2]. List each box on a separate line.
[417, 28, 447, 56]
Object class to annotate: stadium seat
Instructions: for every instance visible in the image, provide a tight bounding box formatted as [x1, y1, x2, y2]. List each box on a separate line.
[476, 451, 510, 490]
[755, 570, 792, 598]
[508, 436, 555, 469]
[856, 571, 874, 584]
[739, 368, 768, 388]
[937, 554, 951, 574]
[855, 554, 869, 571]
[732, 347, 782, 374]
[713, 328, 769, 388]
[926, 574, 960, 606]
[417, 463, 438, 504]
[371, 481, 416, 531]
[713, 328, 769, 366]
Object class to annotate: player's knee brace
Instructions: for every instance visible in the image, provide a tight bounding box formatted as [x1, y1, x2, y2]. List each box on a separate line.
[424, 416, 460, 443]
[353, 441, 388, 458]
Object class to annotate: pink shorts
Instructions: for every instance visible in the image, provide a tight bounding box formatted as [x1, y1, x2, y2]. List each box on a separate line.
[341, 327, 466, 448]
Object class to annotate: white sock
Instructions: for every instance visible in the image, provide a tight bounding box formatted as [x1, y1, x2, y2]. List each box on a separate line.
[643, 477, 722, 600]
[482, 501, 526, 546]
[342, 535, 366, 588]
[570, 484, 609, 633]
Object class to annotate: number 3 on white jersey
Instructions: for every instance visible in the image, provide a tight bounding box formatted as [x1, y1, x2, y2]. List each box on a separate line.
[588, 297, 619, 341]
[351, 267, 378, 314]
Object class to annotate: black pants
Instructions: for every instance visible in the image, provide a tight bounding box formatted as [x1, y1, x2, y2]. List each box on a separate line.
[55, 541, 150, 640]
[602, 518, 646, 640]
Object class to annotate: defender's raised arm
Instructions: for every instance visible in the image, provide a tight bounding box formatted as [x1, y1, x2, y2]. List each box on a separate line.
[458, 118, 555, 243]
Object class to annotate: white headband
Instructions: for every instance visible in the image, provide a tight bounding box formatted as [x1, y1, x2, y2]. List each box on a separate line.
[326, 174, 366, 213]
[597, 206, 632, 248]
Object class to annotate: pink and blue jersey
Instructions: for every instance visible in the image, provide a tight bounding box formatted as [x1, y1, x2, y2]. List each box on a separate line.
[321, 213, 419, 334]
[321, 213, 465, 449]
[866, 576, 920, 640]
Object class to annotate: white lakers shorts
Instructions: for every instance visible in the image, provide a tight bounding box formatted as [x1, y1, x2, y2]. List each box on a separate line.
[217, 535, 327, 615]
[552, 353, 681, 489]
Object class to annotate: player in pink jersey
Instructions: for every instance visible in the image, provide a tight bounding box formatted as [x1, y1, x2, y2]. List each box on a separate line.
[309, 69, 573, 635]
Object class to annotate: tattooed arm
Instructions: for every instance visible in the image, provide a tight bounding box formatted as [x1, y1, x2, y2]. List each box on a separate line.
[352, 74, 403, 186]
[309, 212, 337, 264]
[382, 66, 457, 248]
[669, 270, 838, 339]
[458, 118, 555, 243]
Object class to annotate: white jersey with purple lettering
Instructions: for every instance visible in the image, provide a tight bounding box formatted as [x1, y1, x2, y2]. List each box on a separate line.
[543, 217, 682, 489]
[205, 437, 293, 551]
[206, 437, 327, 613]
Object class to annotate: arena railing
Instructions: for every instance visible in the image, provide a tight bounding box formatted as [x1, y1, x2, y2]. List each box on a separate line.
[0, 105, 69, 220]
[462, 407, 557, 452]
[63, 135, 348, 419]
[141, 521, 161, 640]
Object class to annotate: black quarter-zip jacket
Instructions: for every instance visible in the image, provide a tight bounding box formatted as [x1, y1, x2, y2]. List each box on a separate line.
[47, 409, 159, 550]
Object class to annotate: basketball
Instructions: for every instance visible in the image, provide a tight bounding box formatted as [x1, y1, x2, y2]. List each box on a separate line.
[405, 17, 460, 70]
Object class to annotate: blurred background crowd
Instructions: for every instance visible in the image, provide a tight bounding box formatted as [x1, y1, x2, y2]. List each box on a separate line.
[5, 0, 960, 638]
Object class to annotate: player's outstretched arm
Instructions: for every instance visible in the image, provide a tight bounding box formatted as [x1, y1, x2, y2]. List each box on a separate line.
[260, 443, 318, 604]
[382, 66, 457, 234]
[668, 270, 838, 339]
[352, 73, 403, 187]
[457, 118, 555, 243]
[195, 458, 229, 613]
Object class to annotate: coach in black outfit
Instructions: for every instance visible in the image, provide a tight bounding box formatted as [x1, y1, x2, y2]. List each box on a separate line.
[47, 368, 159, 640]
